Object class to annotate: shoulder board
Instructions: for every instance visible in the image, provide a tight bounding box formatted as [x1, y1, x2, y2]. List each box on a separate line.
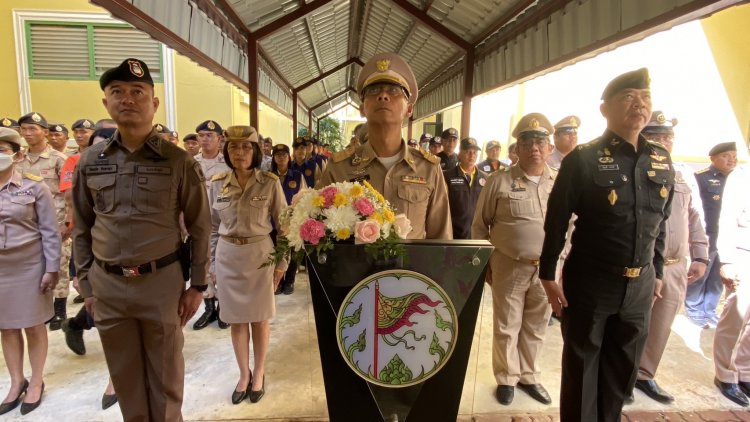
[417, 148, 440, 165]
[211, 171, 230, 181]
[694, 167, 710, 174]
[331, 147, 355, 163]
[23, 172, 42, 182]
[263, 171, 279, 181]
[576, 140, 598, 150]
[647, 140, 668, 151]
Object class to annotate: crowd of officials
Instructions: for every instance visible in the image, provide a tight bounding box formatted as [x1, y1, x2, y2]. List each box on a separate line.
[0, 52, 747, 422]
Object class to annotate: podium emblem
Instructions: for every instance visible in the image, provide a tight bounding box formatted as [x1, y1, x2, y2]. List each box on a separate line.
[336, 270, 458, 388]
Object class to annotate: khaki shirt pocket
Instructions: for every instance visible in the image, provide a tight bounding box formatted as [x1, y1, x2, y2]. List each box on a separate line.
[87, 176, 116, 214]
[134, 176, 172, 214]
[9, 194, 36, 220]
[248, 197, 269, 221]
[496, 191, 534, 219]
[396, 184, 430, 222]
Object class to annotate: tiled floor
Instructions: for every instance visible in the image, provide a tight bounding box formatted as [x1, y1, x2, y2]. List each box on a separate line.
[0, 271, 746, 421]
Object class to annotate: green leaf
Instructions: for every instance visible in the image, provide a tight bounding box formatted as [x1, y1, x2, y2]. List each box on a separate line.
[434, 310, 453, 334]
[347, 329, 367, 362]
[429, 332, 446, 361]
[378, 354, 413, 385]
[340, 303, 362, 329]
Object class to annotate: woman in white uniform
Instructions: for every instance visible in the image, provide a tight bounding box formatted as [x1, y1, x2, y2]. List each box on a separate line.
[209, 126, 286, 404]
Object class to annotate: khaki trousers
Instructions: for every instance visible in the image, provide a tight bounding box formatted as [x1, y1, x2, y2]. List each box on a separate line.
[90, 260, 185, 422]
[714, 256, 750, 384]
[638, 259, 688, 380]
[490, 251, 551, 385]
[54, 238, 71, 298]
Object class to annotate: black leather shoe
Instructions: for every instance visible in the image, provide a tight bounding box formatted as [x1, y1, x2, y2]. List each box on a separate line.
[49, 298, 67, 331]
[283, 284, 295, 295]
[624, 393, 634, 404]
[193, 298, 217, 330]
[249, 376, 265, 403]
[0, 379, 28, 415]
[495, 385, 514, 405]
[274, 286, 283, 295]
[231, 386, 248, 405]
[739, 381, 750, 398]
[715, 378, 749, 407]
[20, 382, 44, 415]
[73, 295, 84, 304]
[518, 383, 552, 405]
[634, 379, 674, 404]
[101, 393, 118, 410]
[62, 319, 86, 356]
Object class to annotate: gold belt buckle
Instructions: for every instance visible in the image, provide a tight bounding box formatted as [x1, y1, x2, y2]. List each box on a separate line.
[623, 267, 641, 278]
[664, 257, 680, 265]
[530, 259, 540, 266]
[122, 266, 141, 277]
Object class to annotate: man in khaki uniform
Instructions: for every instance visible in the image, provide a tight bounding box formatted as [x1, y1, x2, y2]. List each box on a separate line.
[47, 124, 70, 155]
[72, 58, 211, 421]
[547, 115, 580, 170]
[633, 111, 708, 404]
[18, 111, 70, 330]
[472, 113, 557, 406]
[317, 52, 451, 239]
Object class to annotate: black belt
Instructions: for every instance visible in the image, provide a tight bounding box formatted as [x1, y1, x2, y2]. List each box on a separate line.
[96, 252, 179, 278]
[594, 262, 650, 278]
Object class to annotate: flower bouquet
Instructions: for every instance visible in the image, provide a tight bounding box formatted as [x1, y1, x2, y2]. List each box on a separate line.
[265, 180, 412, 267]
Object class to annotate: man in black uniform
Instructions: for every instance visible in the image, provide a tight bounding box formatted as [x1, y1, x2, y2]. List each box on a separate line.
[685, 141, 737, 328]
[437, 127, 459, 170]
[477, 140, 507, 174]
[539, 68, 674, 421]
[428, 135, 442, 156]
[444, 137, 487, 239]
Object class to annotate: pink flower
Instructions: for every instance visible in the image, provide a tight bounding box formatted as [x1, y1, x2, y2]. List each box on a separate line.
[300, 219, 326, 245]
[353, 197, 375, 216]
[393, 213, 412, 239]
[319, 186, 338, 208]
[354, 220, 381, 244]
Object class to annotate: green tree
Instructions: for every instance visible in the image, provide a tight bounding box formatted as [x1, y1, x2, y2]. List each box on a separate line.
[297, 117, 344, 152]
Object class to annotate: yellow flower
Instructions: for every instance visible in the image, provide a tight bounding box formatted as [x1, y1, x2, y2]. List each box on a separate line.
[382, 208, 395, 223]
[333, 193, 349, 207]
[336, 228, 351, 240]
[312, 195, 325, 207]
[363, 180, 386, 204]
[349, 185, 363, 198]
[370, 211, 384, 224]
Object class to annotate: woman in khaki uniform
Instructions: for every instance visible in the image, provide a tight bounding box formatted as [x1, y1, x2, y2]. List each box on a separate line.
[209, 126, 286, 404]
[0, 128, 60, 415]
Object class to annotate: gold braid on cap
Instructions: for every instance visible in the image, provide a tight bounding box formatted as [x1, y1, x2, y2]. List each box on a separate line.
[224, 125, 259, 143]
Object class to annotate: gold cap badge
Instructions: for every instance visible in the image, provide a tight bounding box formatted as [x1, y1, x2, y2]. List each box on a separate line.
[207, 121, 216, 130]
[570, 117, 578, 126]
[128, 59, 145, 77]
[31, 113, 41, 123]
[2, 118, 10, 127]
[155, 124, 163, 131]
[530, 118, 540, 129]
[376, 59, 390, 72]
[656, 113, 666, 124]
[55, 125, 62, 131]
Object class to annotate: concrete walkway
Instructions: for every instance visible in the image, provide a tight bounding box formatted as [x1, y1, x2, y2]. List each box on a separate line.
[0, 271, 747, 421]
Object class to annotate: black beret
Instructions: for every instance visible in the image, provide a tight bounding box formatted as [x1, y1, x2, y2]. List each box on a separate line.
[293, 136, 311, 148]
[441, 128, 458, 139]
[196, 120, 222, 134]
[419, 133, 432, 142]
[601, 68, 650, 101]
[272, 144, 290, 155]
[407, 139, 418, 146]
[71, 119, 95, 130]
[18, 112, 48, 128]
[1, 117, 19, 128]
[48, 123, 68, 133]
[709, 142, 736, 156]
[183, 133, 198, 142]
[429, 136, 442, 145]
[99, 58, 154, 90]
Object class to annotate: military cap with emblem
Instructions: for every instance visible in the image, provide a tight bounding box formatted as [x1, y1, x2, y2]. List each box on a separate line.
[429, 136, 442, 145]
[224, 125, 259, 143]
[0, 127, 23, 147]
[441, 127, 459, 139]
[419, 133, 432, 142]
[48, 123, 68, 134]
[642, 111, 677, 135]
[196, 120, 222, 134]
[272, 143, 290, 155]
[554, 115, 580, 133]
[170, 131, 178, 138]
[71, 118, 95, 130]
[708, 141, 737, 156]
[1, 117, 19, 129]
[183, 133, 198, 142]
[601, 68, 650, 101]
[357, 52, 418, 102]
[407, 139, 418, 147]
[18, 111, 49, 129]
[460, 137, 481, 151]
[293, 136, 311, 148]
[99, 58, 154, 90]
[154, 124, 171, 134]
[485, 140, 501, 151]
[512, 113, 554, 139]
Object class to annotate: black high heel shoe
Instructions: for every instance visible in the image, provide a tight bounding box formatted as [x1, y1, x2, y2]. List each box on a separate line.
[231, 375, 252, 405]
[20, 382, 44, 415]
[248, 376, 265, 403]
[0, 379, 28, 415]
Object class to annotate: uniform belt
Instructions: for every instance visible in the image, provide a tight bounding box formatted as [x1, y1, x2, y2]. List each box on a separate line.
[97, 252, 179, 278]
[221, 235, 266, 245]
[664, 257, 681, 266]
[513, 256, 540, 266]
[590, 261, 648, 278]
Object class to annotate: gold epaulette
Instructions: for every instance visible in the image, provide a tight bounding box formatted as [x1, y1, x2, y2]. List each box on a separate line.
[23, 172, 42, 182]
[577, 140, 597, 150]
[263, 171, 279, 181]
[417, 148, 440, 164]
[211, 171, 230, 181]
[331, 146, 355, 163]
[695, 167, 710, 174]
[646, 139, 668, 151]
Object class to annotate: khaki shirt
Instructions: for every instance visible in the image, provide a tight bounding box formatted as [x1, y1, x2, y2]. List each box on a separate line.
[664, 167, 708, 262]
[18, 145, 67, 224]
[194, 152, 229, 191]
[317, 140, 452, 239]
[472, 164, 557, 259]
[717, 166, 750, 264]
[72, 130, 211, 296]
[1, 170, 61, 271]
[208, 170, 286, 272]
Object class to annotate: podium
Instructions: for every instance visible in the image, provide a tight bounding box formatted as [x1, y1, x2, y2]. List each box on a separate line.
[305, 239, 493, 422]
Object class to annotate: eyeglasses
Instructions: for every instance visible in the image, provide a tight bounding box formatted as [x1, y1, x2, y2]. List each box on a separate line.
[518, 138, 550, 148]
[363, 83, 408, 98]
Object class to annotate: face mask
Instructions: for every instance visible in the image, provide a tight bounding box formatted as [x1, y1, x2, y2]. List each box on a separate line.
[0, 153, 15, 172]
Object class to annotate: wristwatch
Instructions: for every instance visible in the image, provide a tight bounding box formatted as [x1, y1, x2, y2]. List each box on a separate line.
[189, 284, 208, 292]
[692, 258, 709, 265]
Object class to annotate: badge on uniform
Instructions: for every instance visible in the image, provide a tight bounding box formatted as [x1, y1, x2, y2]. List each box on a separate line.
[288, 180, 297, 189]
[483, 165, 491, 172]
[217, 196, 231, 203]
[86, 164, 117, 175]
[478, 178, 486, 187]
[598, 157, 614, 164]
[305, 169, 312, 177]
[349, 175, 371, 183]
[351, 154, 362, 166]
[402, 175, 426, 184]
[651, 163, 670, 170]
[511, 179, 526, 192]
[11, 189, 33, 197]
[251, 195, 268, 201]
[598, 164, 619, 171]
[650, 153, 667, 162]
[713, 194, 720, 201]
[647, 170, 656, 177]
[608, 189, 618, 206]
[660, 185, 668, 198]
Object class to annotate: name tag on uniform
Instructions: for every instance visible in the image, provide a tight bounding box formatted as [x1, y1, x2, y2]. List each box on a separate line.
[86, 164, 117, 174]
[137, 166, 172, 175]
[251, 195, 268, 201]
[449, 177, 465, 185]
[217, 196, 231, 203]
[651, 163, 670, 170]
[40, 169, 53, 177]
[402, 175, 426, 184]
[598, 164, 619, 171]
[11, 189, 34, 196]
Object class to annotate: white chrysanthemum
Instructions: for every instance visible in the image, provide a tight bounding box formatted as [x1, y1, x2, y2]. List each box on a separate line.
[322, 205, 360, 232]
[293, 189, 322, 219]
[380, 221, 392, 237]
